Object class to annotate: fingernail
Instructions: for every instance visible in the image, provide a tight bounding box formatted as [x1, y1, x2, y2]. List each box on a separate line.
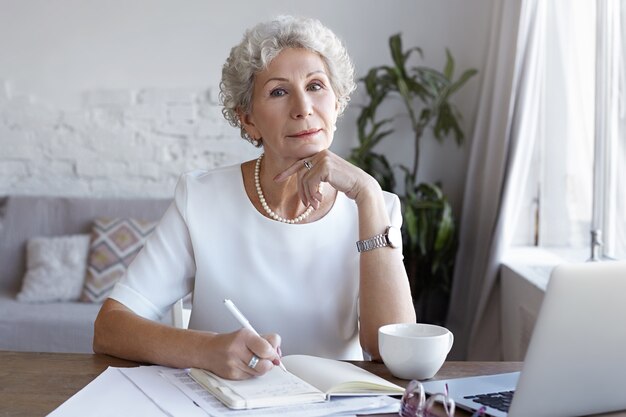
[277, 346, 282, 357]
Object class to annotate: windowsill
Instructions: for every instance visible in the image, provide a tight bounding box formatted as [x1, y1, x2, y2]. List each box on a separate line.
[501, 246, 589, 291]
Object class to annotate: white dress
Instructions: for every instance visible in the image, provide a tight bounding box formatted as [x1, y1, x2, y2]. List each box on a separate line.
[109, 164, 402, 360]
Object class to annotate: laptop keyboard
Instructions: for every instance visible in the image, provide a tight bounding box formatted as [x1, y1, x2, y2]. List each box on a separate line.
[464, 390, 514, 412]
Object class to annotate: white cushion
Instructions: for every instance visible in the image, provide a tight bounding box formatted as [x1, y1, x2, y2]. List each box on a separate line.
[17, 234, 91, 303]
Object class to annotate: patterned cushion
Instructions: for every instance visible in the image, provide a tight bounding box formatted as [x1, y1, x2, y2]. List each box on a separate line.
[81, 218, 157, 303]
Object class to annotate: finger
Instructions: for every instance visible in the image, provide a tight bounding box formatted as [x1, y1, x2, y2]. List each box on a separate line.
[219, 354, 258, 380]
[312, 182, 323, 209]
[241, 342, 280, 376]
[249, 357, 275, 375]
[302, 175, 323, 210]
[301, 174, 315, 208]
[262, 333, 283, 366]
[296, 170, 309, 207]
[247, 333, 281, 363]
[239, 356, 258, 377]
[314, 189, 323, 202]
[299, 165, 322, 209]
[262, 333, 282, 351]
[240, 353, 274, 377]
[222, 331, 261, 379]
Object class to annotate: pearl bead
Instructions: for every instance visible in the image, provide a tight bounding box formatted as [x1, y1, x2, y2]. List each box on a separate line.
[255, 153, 315, 224]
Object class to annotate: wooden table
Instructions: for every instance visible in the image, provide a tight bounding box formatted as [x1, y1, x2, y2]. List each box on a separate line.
[0, 351, 622, 417]
[0, 350, 519, 416]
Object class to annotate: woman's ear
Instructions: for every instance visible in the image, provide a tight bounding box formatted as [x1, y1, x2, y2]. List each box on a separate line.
[237, 108, 260, 140]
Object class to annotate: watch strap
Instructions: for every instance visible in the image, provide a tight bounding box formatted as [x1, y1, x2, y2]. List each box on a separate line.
[356, 231, 389, 252]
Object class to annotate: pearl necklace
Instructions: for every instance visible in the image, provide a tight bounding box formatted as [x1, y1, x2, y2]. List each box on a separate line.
[254, 153, 315, 224]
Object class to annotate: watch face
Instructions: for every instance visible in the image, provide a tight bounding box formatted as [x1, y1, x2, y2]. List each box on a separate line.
[387, 226, 402, 248]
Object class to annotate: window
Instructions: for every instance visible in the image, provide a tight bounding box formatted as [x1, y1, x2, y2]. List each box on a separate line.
[515, 0, 625, 261]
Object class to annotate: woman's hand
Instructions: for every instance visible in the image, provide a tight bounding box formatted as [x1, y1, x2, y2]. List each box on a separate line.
[274, 150, 416, 359]
[204, 329, 282, 380]
[94, 299, 283, 380]
[274, 149, 380, 209]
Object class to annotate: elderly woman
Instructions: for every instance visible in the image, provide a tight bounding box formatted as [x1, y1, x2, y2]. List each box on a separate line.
[93, 15, 415, 380]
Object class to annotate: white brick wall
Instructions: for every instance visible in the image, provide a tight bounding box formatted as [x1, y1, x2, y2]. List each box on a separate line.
[0, 80, 258, 198]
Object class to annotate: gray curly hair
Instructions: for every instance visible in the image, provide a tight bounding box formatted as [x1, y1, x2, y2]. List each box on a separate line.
[220, 15, 357, 144]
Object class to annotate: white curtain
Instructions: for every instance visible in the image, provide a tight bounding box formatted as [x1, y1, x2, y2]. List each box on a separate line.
[542, 0, 595, 249]
[618, 2, 626, 259]
[445, 0, 546, 360]
[606, 0, 626, 259]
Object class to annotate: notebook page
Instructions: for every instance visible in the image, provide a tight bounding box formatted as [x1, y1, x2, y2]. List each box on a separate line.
[282, 355, 403, 395]
[218, 366, 321, 400]
[190, 366, 327, 408]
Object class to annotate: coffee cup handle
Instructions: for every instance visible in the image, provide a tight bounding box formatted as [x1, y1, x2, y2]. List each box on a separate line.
[447, 331, 454, 353]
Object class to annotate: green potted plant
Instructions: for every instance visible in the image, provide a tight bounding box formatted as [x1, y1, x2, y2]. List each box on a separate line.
[349, 33, 477, 324]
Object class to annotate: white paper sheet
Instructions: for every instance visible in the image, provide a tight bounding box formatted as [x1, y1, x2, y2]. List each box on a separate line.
[48, 365, 399, 417]
[47, 367, 167, 417]
[119, 366, 209, 417]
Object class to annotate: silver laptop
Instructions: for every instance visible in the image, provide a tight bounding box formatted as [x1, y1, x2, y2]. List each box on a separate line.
[423, 260, 626, 417]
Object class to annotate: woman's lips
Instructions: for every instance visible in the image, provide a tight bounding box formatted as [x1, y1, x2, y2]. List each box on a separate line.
[289, 128, 322, 138]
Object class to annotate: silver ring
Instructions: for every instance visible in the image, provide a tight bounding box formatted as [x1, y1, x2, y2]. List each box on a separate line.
[247, 355, 260, 369]
[303, 160, 313, 170]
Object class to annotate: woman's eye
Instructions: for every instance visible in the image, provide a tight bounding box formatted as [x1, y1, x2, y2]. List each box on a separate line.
[270, 88, 287, 97]
[308, 82, 323, 91]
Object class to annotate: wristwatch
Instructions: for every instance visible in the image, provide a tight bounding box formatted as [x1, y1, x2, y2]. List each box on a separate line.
[356, 226, 402, 252]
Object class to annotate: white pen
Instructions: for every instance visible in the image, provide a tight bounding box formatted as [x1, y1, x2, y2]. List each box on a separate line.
[223, 298, 288, 372]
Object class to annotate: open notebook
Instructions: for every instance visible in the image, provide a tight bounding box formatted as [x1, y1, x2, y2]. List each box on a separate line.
[189, 354, 404, 409]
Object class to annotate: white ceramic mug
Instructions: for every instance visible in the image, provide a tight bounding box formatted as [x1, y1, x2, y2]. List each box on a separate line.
[378, 323, 454, 380]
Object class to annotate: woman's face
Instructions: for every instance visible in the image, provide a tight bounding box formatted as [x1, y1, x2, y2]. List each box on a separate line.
[241, 48, 339, 162]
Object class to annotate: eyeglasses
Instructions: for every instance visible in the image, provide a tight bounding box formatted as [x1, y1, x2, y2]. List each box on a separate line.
[399, 380, 455, 417]
[399, 380, 487, 417]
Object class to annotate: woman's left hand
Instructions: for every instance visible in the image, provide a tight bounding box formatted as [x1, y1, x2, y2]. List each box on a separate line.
[274, 149, 379, 209]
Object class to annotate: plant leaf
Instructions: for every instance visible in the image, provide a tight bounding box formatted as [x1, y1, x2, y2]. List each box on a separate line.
[389, 34, 406, 77]
[444, 48, 455, 80]
[403, 202, 418, 250]
[405, 46, 423, 61]
[434, 200, 454, 252]
[449, 68, 478, 95]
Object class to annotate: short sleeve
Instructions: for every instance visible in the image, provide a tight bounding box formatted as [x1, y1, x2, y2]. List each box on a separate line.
[384, 191, 403, 252]
[387, 192, 402, 227]
[109, 173, 197, 320]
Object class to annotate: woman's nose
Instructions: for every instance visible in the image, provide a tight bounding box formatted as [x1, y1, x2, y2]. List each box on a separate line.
[290, 91, 313, 119]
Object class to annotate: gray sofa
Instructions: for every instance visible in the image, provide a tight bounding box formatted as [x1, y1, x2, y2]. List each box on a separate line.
[0, 195, 171, 353]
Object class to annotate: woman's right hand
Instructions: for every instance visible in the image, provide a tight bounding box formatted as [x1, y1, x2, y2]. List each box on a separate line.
[94, 299, 283, 380]
[204, 329, 282, 380]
